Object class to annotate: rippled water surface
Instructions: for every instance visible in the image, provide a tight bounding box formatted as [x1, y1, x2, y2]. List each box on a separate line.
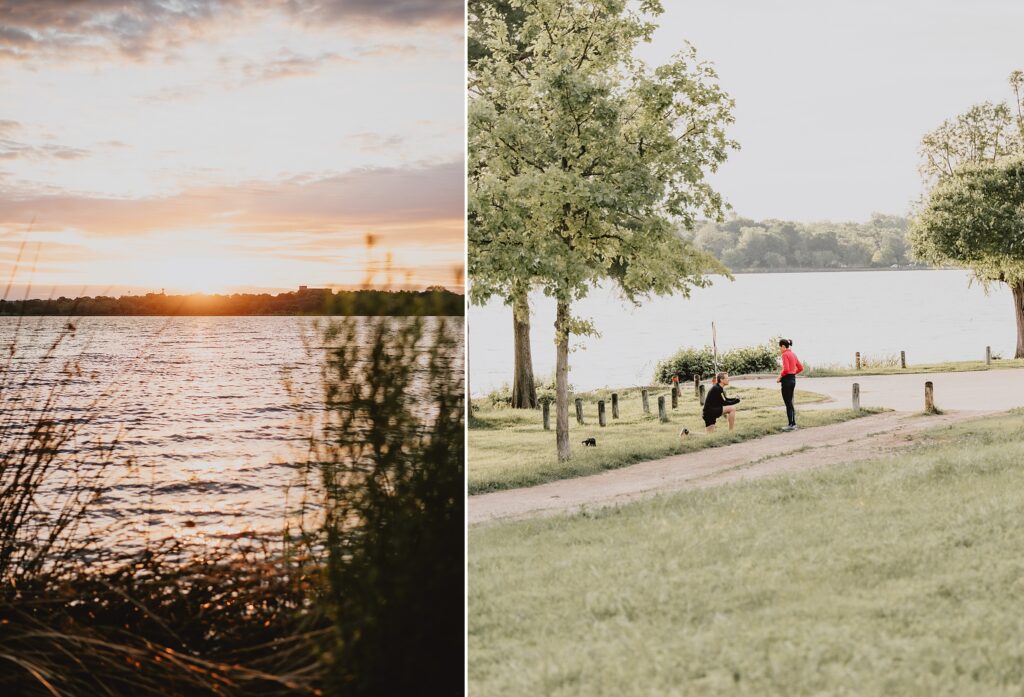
[1, 315, 463, 550]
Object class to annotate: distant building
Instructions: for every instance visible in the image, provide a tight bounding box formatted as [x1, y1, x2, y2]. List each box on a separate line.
[297, 285, 330, 294]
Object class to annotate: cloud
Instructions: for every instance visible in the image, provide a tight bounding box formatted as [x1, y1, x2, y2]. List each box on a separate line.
[349, 132, 406, 153]
[0, 0, 461, 63]
[285, 0, 463, 27]
[235, 49, 355, 82]
[0, 138, 90, 161]
[0, 160, 463, 238]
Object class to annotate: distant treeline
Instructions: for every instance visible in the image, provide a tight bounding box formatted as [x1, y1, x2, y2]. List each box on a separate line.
[0, 287, 464, 316]
[684, 214, 921, 271]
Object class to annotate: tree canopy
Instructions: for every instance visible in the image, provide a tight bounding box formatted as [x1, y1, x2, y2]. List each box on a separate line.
[910, 158, 1024, 284]
[919, 71, 1024, 184]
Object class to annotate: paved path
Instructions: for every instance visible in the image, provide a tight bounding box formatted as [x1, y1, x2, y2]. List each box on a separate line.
[469, 369, 1024, 526]
[469, 409, 996, 525]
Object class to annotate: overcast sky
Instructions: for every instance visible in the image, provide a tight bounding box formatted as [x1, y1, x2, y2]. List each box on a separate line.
[0, 0, 463, 297]
[635, 0, 1024, 222]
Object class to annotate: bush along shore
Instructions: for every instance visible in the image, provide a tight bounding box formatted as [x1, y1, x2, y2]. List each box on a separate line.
[0, 316, 464, 696]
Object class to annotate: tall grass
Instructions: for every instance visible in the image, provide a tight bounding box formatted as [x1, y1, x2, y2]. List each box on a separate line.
[295, 316, 465, 695]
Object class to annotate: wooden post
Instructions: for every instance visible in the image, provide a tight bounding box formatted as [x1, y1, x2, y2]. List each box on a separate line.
[900, 351, 906, 369]
[986, 346, 992, 365]
[598, 400, 607, 427]
[575, 398, 584, 425]
[641, 388, 650, 414]
[671, 385, 679, 409]
[694, 375, 700, 397]
[699, 384, 706, 406]
[924, 381, 936, 413]
[855, 351, 861, 370]
[852, 383, 860, 411]
[658, 396, 668, 422]
[542, 401, 550, 430]
[611, 393, 619, 419]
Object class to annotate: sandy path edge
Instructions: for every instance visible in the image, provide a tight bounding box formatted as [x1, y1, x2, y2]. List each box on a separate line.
[469, 409, 997, 526]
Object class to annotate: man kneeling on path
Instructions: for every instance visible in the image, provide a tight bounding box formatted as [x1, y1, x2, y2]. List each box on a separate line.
[703, 372, 740, 433]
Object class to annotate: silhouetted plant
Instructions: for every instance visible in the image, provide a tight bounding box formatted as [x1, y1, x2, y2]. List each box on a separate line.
[297, 316, 464, 695]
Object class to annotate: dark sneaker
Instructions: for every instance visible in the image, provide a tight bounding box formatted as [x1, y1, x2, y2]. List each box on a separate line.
[783, 425, 796, 431]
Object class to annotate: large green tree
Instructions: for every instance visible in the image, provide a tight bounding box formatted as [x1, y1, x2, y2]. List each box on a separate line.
[913, 70, 1024, 356]
[909, 158, 1024, 356]
[469, 0, 735, 461]
[468, 0, 538, 410]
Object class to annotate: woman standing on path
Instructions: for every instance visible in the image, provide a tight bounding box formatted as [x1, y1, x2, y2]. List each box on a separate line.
[777, 338, 803, 431]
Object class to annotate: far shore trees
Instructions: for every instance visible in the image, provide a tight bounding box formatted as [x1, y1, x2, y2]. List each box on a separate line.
[469, 0, 735, 461]
[912, 70, 1024, 357]
[910, 157, 1024, 357]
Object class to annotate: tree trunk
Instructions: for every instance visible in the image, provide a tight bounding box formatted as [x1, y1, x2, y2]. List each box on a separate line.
[510, 293, 538, 409]
[555, 299, 571, 462]
[1014, 281, 1024, 359]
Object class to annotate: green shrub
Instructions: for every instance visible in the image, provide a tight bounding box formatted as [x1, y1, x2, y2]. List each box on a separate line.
[654, 339, 781, 383]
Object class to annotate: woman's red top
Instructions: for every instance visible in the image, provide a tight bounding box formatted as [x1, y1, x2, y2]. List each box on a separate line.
[780, 349, 803, 378]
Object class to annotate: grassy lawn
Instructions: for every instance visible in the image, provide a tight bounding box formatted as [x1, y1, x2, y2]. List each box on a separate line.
[470, 411, 1024, 696]
[804, 357, 1024, 377]
[469, 386, 881, 494]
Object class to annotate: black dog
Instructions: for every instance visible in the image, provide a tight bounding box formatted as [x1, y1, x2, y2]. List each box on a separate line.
[582, 437, 597, 447]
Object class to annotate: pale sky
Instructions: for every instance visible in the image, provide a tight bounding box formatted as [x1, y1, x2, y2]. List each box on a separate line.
[0, 0, 464, 297]
[635, 0, 1024, 222]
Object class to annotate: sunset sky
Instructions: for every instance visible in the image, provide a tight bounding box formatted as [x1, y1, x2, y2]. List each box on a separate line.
[0, 0, 463, 298]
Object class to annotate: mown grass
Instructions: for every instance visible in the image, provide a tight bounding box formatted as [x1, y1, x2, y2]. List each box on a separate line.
[804, 357, 1024, 377]
[469, 411, 1024, 696]
[469, 385, 880, 493]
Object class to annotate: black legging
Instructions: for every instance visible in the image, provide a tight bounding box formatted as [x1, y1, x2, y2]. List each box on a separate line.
[780, 374, 796, 426]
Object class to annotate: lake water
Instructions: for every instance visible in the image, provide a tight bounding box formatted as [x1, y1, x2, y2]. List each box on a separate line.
[469, 270, 1014, 395]
[0, 315, 463, 552]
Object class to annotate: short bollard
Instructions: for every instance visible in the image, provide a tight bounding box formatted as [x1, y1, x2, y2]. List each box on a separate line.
[900, 351, 906, 369]
[611, 392, 619, 419]
[542, 401, 550, 430]
[694, 375, 700, 397]
[658, 396, 668, 422]
[641, 388, 650, 414]
[575, 398, 584, 425]
[699, 384, 706, 406]
[856, 351, 862, 370]
[671, 385, 679, 409]
[986, 346, 992, 365]
[852, 382, 860, 411]
[924, 381, 936, 413]
[598, 400, 607, 427]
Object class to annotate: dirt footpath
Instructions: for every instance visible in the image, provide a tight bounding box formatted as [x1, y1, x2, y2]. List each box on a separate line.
[469, 409, 995, 526]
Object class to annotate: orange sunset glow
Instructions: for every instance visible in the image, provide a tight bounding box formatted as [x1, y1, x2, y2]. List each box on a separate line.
[0, 1, 464, 297]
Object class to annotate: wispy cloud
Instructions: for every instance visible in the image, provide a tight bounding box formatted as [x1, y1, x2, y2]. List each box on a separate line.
[0, 0, 462, 63]
[234, 49, 355, 82]
[285, 0, 463, 28]
[0, 160, 462, 237]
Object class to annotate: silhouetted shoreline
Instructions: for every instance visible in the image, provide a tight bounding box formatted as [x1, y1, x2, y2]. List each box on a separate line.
[0, 287, 464, 317]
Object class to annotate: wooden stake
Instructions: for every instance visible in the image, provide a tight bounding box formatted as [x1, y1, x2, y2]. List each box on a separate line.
[658, 396, 668, 422]
[852, 383, 860, 411]
[575, 398, 584, 425]
[598, 400, 607, 427]
[641, 389, 650, 414]
[611, 392, 619, 419]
